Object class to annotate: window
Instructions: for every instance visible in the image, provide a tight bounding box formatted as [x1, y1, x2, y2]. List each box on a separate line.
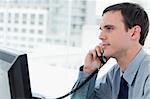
[13, 36, 18, 40]
[7, 28, 11, 32]
[30, 14, 35, 25]
[29, 29, 35, 34]
[0, 13, 4, 23]
[21, 37, 26, 41]
[22, 14, 27, 19]
[37, 30, 43, 34]
[38, 14, 44, 20]
[22, 20, 27, 24]
[37, 38, 42, 42]
[29, 37, 34, 41]
[0, 27, 4, 31]
[38, 21, 43, 25]
[21, 28, 27, 33]
[22, 14, 27, 24]
[14, 28, 18, 32]
[0, 19, 4, 23]
[15, 13, 19, 19]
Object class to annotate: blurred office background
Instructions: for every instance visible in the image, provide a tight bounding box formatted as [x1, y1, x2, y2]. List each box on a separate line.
[0, 0, 150, 98]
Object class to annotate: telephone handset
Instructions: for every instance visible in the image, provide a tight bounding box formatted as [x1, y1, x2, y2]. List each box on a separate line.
[99, 55, 107, 65]
[96, 52, 107, 65]
[100, 56, 107, 65]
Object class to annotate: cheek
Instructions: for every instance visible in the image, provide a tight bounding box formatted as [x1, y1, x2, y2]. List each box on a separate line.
[109, 34, 126, 50]
[111, 34, 129, 50]
[111, 34, 122, 44]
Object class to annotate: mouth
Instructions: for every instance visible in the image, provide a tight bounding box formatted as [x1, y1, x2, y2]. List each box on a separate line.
[101, 43, 110, 48]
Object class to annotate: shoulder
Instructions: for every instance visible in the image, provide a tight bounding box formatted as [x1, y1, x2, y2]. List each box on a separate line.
[143, 49, 150, 65]
[141, 54, 150, 70]
[144, 54, 150, 64]
[141, 54, 150, 97]
[139, 53, 150, 77]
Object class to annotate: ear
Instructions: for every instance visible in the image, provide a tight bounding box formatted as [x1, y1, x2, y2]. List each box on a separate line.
[130, 25, 141, 40]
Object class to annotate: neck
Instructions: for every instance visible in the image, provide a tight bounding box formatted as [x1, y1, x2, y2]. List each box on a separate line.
[116, 45, 142, 72]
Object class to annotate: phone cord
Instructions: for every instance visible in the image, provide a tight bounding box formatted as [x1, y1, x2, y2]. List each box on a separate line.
[55, 68, 99, 99]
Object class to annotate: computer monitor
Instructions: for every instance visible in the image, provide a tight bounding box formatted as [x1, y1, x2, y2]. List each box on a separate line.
[0, 47, 39, 99]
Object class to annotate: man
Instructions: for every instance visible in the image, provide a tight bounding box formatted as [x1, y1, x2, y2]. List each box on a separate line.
[71, 2, 150, 99]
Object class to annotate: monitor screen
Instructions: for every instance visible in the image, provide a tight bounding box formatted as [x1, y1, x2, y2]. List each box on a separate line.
[0, 47, 40, 99]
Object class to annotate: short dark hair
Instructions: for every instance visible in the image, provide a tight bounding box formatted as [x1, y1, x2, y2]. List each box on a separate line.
[102, 2, 149, 45]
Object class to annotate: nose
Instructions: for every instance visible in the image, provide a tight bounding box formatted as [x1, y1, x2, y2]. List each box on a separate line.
[98, 30, 106, 40]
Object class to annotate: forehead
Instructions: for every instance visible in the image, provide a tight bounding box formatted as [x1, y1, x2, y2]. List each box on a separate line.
[100, 11, 125, 28]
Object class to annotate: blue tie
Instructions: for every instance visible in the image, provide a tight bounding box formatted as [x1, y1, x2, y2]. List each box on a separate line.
[118, 76, 128, 99]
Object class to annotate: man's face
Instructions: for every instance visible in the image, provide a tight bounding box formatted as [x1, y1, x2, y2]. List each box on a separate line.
[99, 11, 131, 58]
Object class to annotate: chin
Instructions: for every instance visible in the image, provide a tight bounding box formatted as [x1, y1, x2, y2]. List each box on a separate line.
[103, 49, 113, 58]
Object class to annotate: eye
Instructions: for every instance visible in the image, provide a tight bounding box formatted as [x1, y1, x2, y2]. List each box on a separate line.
[106, 27, 113, 30]
[105, 26, 114, 32]
[99, 25, 115, 33]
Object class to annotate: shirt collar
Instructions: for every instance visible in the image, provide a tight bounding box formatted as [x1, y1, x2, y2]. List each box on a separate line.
[122, 48, 146, 86]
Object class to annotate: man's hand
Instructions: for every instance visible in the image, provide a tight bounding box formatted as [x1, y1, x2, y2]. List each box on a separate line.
[83, 45, 106, 74]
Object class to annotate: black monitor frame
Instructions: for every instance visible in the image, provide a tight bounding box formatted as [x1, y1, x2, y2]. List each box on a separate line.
[8, 54, 33, 99]
[0, 48, 40, 99]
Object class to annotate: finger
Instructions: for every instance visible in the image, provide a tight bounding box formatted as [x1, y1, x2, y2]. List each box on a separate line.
[95, 45, 103, 57]
[91, 49, 97, 60]
[99, 43, 105, 53]
[87, 50, 93, 60]
[95, 46, 100, 57]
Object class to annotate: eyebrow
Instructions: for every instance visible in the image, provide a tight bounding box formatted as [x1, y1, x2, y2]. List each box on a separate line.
[99, 25, 115, 30]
